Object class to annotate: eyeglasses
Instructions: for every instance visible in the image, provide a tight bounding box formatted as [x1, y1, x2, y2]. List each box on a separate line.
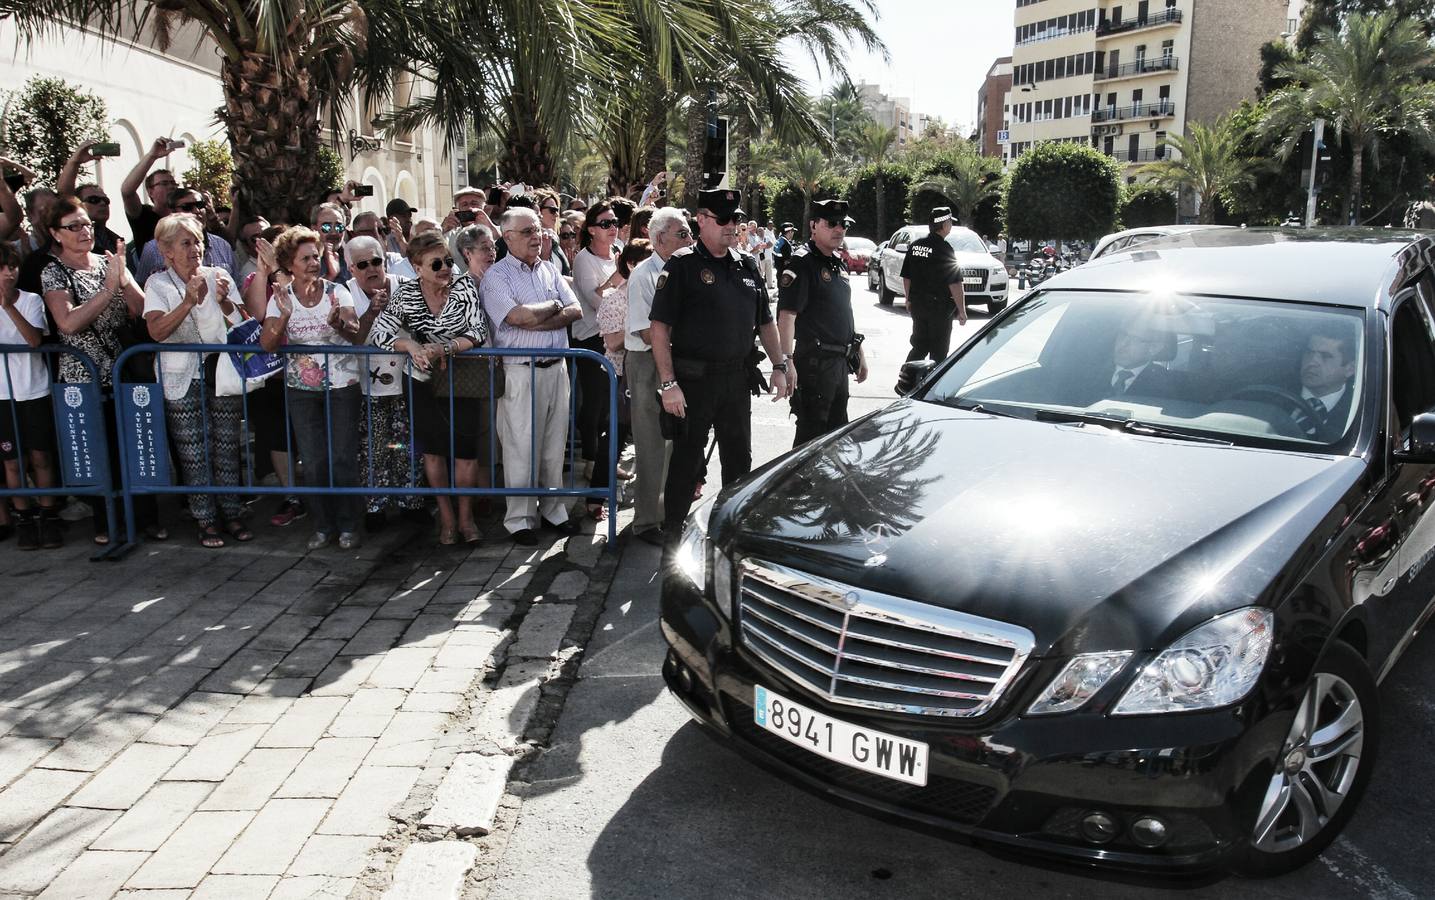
[558, 231, 578, 240]
[428, 256, 456, 272]
[176, 201, 208, 212]
[819, 217, 848, 229]
[318, 222, 343, 233]
[507, 226, 541, 238]
[672, 229, 692, 239]
[58, 221, 94, 233]
[82, 196, 110, 206]
[354, 257, 384, 271]
[541, 205, 560, 214]
[700, 211, 740, 226]
[594, 219, 619, 229]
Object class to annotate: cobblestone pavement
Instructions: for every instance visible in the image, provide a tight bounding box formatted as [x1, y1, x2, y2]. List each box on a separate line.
[0, 493, 624, 900]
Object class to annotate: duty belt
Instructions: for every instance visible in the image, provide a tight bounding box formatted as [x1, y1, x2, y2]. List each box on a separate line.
[797, 339, 851, 356]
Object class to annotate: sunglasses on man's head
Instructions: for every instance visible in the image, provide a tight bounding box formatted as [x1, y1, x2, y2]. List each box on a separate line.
[82, 196, 110, 206]
[354, 257, 384, 271]
[176, 201, 208, 212]
[594, 219, 619, 229]
[428, 256, 455, 272]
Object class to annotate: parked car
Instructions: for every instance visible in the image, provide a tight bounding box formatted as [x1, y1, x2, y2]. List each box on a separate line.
[1090, 224, 1230, 260]
[838, 237, 877, 274]
[876, 224, 1008, 312]
[661, 228, 1435, 876]
[866, 241, 888, 292]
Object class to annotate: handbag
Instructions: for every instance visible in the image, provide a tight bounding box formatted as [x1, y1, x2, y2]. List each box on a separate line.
[431, 352, 505, 400]
[218, 313, 283, 397]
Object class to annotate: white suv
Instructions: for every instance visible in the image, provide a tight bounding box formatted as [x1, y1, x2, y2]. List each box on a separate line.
[876, 224, 1009, 312]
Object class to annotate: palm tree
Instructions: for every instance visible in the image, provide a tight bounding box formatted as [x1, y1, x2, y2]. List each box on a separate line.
[1263, 11, 1435, 224]
[911, 152, 1002, 228]
[778, 146, 832, 236]
[1139, 117, 1257, 224]
[856, 123, 898, 236]
[0, 0, 522, 223]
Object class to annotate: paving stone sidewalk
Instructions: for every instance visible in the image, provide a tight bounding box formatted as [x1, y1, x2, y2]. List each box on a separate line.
[0, 500, 624, 900]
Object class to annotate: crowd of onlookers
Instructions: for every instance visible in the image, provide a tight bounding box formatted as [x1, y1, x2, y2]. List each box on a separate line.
[0, 140, 733, 552]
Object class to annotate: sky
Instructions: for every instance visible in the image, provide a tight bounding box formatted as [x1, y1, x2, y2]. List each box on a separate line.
[786, 0, 1015, 135]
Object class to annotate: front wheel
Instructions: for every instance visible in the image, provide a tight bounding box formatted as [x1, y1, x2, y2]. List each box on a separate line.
[1236, 641, 1378, 877]
[878, 279, 896, 306]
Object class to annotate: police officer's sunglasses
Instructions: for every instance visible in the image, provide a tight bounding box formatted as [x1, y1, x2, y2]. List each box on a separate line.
[818, 216, 847, 229]
[700, 211, 740, 226]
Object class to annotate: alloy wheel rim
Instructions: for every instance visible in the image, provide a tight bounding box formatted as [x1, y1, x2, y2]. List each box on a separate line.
[1251, 672, 1364, 854]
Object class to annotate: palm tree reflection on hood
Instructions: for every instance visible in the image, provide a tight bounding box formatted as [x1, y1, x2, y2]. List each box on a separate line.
[747, 410, 942, 544]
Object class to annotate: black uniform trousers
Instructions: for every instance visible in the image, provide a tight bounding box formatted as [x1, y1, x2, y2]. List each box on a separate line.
[907, 296, 955, 362]
[792, 350, 849, 447]
[663, 360, 751, 533]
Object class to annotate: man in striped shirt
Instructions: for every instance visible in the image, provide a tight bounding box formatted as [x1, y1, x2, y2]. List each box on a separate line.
[480, 207, 584, 545]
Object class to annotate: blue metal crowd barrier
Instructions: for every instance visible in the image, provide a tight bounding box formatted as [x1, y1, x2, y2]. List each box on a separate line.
[0, 344, 120, 559]
[108, 343, 620, 552]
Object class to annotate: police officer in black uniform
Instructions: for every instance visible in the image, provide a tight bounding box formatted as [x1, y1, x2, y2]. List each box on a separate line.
[650, 189, 792, 537]
[778, 199, 868, 446]
[899, 206, 967, 362]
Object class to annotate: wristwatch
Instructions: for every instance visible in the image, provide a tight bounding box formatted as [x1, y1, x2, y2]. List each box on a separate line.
[658, 380, 679, 393]
[772, 359, 788, 373]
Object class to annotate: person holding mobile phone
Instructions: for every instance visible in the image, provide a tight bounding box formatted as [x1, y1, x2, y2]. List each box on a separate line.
[121, 137, 184, 248]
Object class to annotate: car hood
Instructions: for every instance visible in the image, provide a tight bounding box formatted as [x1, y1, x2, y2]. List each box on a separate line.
[954, 251, 1004, 272]
[721, 401, 1365, 655]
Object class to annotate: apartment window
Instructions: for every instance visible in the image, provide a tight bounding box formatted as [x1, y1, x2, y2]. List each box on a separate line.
[1155, 130, 1167, 158]
[1129, 134, 1141, 159]
[1112, 6, 1122, 25]
[1108, 49, 1120, 77]
[1159, 84, 1171, 100]
[1132, 88, 1143, 105]
[1135, 44, 1147, 60]
[1104, 135, 1115, 156]
[1166, 0, 1176, 7]
[1057, 56, 1067, 77]
[1137, 0, 1149, 23]
[1063, 96, 1073, 118]
[1161, 39, 1174, 58]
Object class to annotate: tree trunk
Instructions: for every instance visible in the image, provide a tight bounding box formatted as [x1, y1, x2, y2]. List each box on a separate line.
[1199, 189, 1216, 225]
[682, 95, 707, 209]
[1349, 143, 1364, 226]
[802, 192, 812, 239]
[733, 113, 753, 218]
[875, 170, 886, 240]
[220, 51, 324, 225]
[500, 93, 554, 187]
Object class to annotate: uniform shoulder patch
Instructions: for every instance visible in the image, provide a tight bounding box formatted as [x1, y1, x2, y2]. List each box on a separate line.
[779, 270, 797, 288]
[670, 246, 695, 259]
[655, 271, 668, 290]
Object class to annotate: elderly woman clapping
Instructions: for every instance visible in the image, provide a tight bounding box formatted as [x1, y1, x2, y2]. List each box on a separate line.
[143, 214, 250, 547]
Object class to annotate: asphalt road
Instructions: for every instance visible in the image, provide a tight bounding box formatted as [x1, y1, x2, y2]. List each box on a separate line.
[484, 277, 1435, 900]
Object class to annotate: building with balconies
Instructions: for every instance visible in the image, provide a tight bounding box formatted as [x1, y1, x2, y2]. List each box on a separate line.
[1003, 0, 1290, 198]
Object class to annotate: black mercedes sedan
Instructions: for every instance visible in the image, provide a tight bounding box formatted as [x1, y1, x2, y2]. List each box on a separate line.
[659, 228, 1435, 876]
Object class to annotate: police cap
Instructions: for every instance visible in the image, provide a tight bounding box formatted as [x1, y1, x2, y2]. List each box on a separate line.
[697, 188, 745, 219]
[811, 199, 849, 222]
[781, 222, 795, 233]
[929, 206, 954, 226]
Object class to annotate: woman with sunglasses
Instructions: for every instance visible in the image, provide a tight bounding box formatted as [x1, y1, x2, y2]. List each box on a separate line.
[572, 202, 622, 497]
[143, 214, 249, 548]
[40, 196, 164, 543]
[260, 226, 365, 551]
[557, 212, 582, 271]
[368, 230, 494, 545]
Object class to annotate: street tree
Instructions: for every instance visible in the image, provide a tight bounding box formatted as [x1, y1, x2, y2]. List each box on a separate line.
[1263, 11, 1435, 224]
[909, 149, 1002, 228]
[181, 139, 234, 202]
[777, 145, 834, 236]
[0, 76, 108, 189]
[843, 163, 910, 240]
[855, 123, 898, 236]
[1005, 142, 1122, 247]
[1120, 182, 1178, 227]
[1139, 116, 1257, 224]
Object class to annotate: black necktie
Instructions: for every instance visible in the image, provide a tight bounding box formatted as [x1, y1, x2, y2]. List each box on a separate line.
[1300, 397, 1327, 437]
[1113, 369, 1134, 393]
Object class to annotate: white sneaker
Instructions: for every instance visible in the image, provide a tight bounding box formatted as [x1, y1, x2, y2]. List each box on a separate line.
[306, 531, 332, 551]
[338, 532, 361, 550]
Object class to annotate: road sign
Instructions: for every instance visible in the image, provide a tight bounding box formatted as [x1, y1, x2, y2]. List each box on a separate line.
[997, 130, 1010, 144]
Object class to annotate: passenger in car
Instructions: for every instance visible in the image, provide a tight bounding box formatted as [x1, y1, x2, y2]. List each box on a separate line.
[1294, 324, 1358, 441]
[1105, 319, 1182, 399]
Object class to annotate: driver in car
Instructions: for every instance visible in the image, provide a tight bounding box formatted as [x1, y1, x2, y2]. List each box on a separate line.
[1295, 325, 1357, 440]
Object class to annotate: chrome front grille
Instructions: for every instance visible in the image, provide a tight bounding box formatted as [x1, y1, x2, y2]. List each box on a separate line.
[737, 559, 1035, 718]
[959, 267, 990, 291]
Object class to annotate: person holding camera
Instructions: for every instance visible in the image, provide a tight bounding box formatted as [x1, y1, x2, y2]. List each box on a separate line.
[121, 137, 185, 248]
[777, 199, 868, 447]
[56, 141, 123, 255]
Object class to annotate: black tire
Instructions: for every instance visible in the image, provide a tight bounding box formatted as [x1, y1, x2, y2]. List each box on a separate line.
[878, 279, 896, 307]
[1235, 641, 1378, 877]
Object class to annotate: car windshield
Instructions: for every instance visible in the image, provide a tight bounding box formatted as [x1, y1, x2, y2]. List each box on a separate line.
[923, 290, 1368, 451]
[947, 230, 988, 254]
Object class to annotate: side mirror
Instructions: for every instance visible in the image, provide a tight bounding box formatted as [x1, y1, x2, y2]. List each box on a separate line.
[894, 243, 909, 253]
[1396, 411, 1435, 463]
[895, 359, 937, 397]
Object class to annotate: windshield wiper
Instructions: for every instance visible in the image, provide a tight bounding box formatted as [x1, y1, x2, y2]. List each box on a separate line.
[1034, 409, 1232, 445]
[937, 396, 1022, 418]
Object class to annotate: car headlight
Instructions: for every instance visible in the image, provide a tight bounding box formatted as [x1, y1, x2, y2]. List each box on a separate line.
[673, 496, 716, 589]
[1026, 651, 1133, 715]
[1113, 608, 1274, 715]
